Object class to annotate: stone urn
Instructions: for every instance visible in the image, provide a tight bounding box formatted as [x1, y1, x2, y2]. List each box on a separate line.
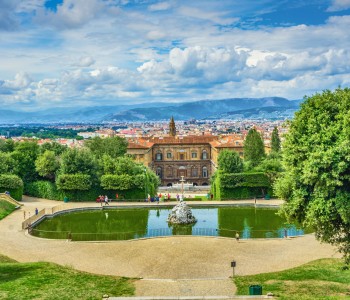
[167, 201, 197, 225]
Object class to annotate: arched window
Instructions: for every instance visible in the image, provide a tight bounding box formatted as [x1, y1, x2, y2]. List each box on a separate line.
[202, 166, 208, 178]
[156, 167, 162, 178]
[167, 152, 172, 159]
[202, 150, 208, 160]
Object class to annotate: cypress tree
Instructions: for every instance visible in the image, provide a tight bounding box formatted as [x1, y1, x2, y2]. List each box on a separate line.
[243, 128, 265, 167]
[271, 126, 281, 154]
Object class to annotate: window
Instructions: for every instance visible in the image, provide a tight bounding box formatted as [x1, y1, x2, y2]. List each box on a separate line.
[202, 150, 208, 159]
[180, 154, 184, 160]
[156, 153, 162, 160]
[166, 167, 173, 178]
[191, 167, 198, 177]
[156, 167, 162, 178]
[202, 166, 208, 178]
[167, 152, 172, 158]
[191, 152, 197, 158]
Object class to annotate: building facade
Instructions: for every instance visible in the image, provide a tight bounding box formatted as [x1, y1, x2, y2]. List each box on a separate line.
[127, 119, 251, 186]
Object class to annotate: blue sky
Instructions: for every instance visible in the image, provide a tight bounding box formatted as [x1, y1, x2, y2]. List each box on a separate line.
[1, 0, 350, 111]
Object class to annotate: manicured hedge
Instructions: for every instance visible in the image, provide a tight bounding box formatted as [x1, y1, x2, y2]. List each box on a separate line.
[212, 171, 272, 200]
[25, 180, 145, 201]
[0, 174, 24, 201]
[56, 174, 92, 191]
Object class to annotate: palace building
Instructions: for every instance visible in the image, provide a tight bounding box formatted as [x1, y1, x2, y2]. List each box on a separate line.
[127, 118, 248, 186]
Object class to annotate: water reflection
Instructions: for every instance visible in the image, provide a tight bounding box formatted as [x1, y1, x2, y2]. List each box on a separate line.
[33, 206, 308, 241]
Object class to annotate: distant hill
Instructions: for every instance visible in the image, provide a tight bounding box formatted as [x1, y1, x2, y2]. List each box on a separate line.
[106, 97, 302, 121]
[0, 97, 301, 124]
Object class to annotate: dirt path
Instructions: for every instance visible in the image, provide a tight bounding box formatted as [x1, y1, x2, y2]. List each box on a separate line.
[0, 197, 340, 297]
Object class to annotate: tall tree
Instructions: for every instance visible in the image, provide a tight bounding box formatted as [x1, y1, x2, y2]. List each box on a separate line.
[271, 126, 281, 154]
[218, 149, 243, 173]
[243, 128, 265, 167]
[59, 148, 97, 179]
[35, 150, 60, 181]
[11, 141, 39, 182]
[85, 136, 128, 159]
[274, 88, 350, 264]
[0, 139, 14, 153]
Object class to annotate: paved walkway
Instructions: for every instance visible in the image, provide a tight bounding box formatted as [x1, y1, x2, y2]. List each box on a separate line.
[0, 196, 340, 297]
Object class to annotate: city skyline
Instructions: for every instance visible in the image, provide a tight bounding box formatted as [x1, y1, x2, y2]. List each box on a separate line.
[1, 0, 350, 111]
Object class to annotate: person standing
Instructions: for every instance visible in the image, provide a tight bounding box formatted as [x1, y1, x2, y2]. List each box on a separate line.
[235, 232, 240, 242]
[104, 195, 109, 205]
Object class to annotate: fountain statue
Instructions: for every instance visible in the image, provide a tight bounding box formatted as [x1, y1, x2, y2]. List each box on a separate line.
[167, 200, 197, 225]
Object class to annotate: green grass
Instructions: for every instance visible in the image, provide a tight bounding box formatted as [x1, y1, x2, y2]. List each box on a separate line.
[0, 200, 16, 220]
[234, 258, 350, 300]
[0, 254, 135, 300]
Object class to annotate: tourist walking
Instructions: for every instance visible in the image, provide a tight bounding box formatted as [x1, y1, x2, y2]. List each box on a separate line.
[104, 195, 109, 205]
[235, 232, 240, 242]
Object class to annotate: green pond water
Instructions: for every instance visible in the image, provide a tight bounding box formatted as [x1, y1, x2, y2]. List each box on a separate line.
[31, 206, 308, 241]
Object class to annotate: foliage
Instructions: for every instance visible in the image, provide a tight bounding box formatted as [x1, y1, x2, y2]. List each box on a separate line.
[218, 149, 243, 173]
[85, 136, 128, 159]
[39, 142, 67, 156]
[0, 259, 134, 299]
[271, 126, 281, 154]
[234, 258, 350, 299]
[11, 141, 39, 182]
[25, 181, 65, 200]
[59, 148, 98, 181]
[0, 175, 23, 190]
[274, 88, 350, 264]
[0, 200, 16, 220]
[0, 152, 18, 175]
[101, 174, 133, 190]
[0, 139, 14, 152]
[35, 150, 60, 181]
[253, 156, 284, 185]
[56, 174, 92, 191]
[211, 171, 271, 200]
[244, 128, 265, 167]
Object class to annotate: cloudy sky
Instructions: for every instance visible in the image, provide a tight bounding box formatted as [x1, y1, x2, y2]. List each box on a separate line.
[1, 0, 350, 111]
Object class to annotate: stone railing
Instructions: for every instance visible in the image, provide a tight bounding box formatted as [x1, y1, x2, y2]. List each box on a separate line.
[0, 193, 23, 207]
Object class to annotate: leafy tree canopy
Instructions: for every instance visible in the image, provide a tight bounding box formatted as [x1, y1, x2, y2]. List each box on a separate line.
[35, 150, 60, 181]
[59, 148, 97, 179]
[0, 152, 18, 175]
[274, 88, 350, 264]
[218, 149, 243, 173]
[243, 128, 265, 167]
[11, 141, 39, 182]
[85, 136, 128, 159]
[39, 142, 67, 156]
[0, 139, 14, 152]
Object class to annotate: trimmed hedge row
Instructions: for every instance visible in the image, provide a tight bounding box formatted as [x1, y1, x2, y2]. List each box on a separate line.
[0, 174, 24, 201]
[25, 180, 145, 202]
[212, 171, 272, 200]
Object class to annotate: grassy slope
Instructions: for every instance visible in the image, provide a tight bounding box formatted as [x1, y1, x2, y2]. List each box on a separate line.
[0, 254, 135, 300]
[234, 258, 350, 300]
[0, 200, 16, 220]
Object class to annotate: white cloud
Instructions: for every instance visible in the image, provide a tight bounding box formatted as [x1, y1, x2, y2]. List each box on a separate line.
[148, 1, 172, 11]
[327, 0, 350, 12]
[74, 56, 96, 67]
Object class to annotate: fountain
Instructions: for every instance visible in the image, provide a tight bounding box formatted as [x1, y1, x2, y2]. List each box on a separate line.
[167, 176, 197, 225]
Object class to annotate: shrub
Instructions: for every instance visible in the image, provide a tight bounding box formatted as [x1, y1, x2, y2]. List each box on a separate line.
[0, 174, 24, 200]
[56, 174, 92, 191]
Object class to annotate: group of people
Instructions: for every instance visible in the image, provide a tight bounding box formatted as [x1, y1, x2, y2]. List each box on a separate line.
[96, 195, 109, 205]
[146, 193, 171, 202]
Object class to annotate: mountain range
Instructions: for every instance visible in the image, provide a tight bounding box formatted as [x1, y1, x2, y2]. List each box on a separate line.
[0, 97, 301, 124]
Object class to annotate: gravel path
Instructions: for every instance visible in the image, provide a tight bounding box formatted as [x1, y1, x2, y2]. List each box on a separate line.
[0, 196, 340, 297]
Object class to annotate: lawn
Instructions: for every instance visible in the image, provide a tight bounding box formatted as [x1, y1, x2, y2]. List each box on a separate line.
[0, 254, 135, 300]
[234, 258, 350, 300]
[0, 200, 16, 220]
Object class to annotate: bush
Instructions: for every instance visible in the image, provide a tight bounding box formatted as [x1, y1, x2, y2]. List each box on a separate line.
[56, 174, 92, 191]
[212, 171, 272, 200]
[0, 174, 24, 201]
